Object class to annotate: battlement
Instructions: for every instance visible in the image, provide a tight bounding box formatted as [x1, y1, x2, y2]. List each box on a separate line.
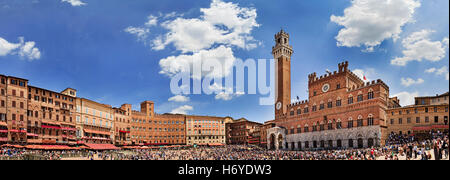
[275, 29, 289, 39]
[308, 61, 349, 84]
[288, 100, 309, 108]
[347, 79, 389, 92]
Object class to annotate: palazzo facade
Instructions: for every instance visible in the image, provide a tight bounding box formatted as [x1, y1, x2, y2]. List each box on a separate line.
[267, 30, 396, 150]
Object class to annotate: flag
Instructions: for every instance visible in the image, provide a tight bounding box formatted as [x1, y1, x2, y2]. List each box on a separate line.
[363, 75, 367, 81]
[297, 96, 299, 100]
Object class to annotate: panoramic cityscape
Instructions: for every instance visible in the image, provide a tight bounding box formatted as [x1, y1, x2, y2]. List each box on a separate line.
[0, 0, 449, 162]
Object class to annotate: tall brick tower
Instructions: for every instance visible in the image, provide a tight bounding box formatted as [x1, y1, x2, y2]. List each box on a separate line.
[272, 29, 293, 117]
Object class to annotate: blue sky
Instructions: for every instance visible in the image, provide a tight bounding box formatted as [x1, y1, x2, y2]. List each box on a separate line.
[0, 0, 448, 123]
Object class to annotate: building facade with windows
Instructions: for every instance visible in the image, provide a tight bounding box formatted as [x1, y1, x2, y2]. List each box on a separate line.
[226, 118, 262, 145]
[185, 115, 228, 146]
[113, 104, 131, 146]
[267, 30, 393, 151]
[0, 75, 29, 144]
[386, 92, 449, 140]
[75, 98, 114, 144]
[130, 101, 186, 146]
[27, 86, 77, 145]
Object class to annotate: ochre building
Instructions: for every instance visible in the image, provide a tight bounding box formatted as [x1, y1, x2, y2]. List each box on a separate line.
[185, 115, 228, 146]
[386, 92, 449, 140]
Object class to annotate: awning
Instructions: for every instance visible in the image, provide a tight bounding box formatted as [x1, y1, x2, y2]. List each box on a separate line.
[84, 129, 110, 136]
[119, 130, 130, 133]
[25, 145, 75, 150]
[85, 143, 120, 150]
[0, 130, 8, 133]
[41, 121, 61, 126]
[41, 125, 61, 129]
[1, 144, 24, 148]
[61, 127, 77, 131]
[27, 133, 39, 137]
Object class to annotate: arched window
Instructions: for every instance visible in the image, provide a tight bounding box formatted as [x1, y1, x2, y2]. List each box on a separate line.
[368, 89, 374, 99]
[336, 97, 342, 107]
[347, 117, 354, 128]
[336, 119, 342, 129]
[357, 115, 363, 127]
[368, 114, 374, 126]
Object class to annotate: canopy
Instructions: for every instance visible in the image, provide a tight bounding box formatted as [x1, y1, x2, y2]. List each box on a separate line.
[85, 143, 120, 150]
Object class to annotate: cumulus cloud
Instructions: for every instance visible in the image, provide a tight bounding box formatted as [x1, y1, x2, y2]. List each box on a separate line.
[126, 0, 260, 81]
[391, 30, 449, 66]
[168, 95, 190, 102]
[425, 66, 449, 80]
[207, 83, 244, 101]
[158, 45, 236, 79]
[352, 68, 376, 82]
[331, 0, 420, 52]
[0, 37, 41, 61]
[61, 0, 86, 6]
[154, 0, 260, 53]
[400, 77, 424, 87]
[170, 105, 193, 114]
[392, 91, 419, 106]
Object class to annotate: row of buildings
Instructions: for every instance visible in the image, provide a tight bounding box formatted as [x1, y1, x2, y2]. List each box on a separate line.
[0, 74, 266, 148]
[265, 30, 449, 150]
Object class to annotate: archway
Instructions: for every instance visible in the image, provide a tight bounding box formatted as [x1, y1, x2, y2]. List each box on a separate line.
[298, 141, 302, 150]
[357, 138, 364, 149]
[368, 138, 374, 147]
[278, 134, 283, 150]
[337, 139, 342, 148]
[270, 134, 276, 150]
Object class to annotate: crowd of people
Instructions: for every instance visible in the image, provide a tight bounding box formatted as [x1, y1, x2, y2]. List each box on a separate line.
[1, 132, 448, 160]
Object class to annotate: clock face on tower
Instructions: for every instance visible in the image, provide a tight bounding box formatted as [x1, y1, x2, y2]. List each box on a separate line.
[322, 83, 330, 93]
[276, 102, 282, 110]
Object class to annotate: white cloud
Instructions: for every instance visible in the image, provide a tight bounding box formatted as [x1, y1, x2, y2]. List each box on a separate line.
[154, 0, 260, 53]
[61, 0, 86, 6]
[400, 77, 424, 87]
[145, 15, 158, 27]
[208, 83, 244, 101]
[425, 66, 449, 80]
[125, 16, 159, 43]
[170, 105, 193, 114]
[0, 37, 41, 61]
[391, 30, 449, 66]
[159, 45, 236, 79]
[125, 0, 260, 80]
[331, 0, 420, 52]
[124, 27, 150, 42]
[168, 95, 190, 102]
[392, 91, 419, 106]
[352, 68, 376, 82]
[0, 37, 20, 56]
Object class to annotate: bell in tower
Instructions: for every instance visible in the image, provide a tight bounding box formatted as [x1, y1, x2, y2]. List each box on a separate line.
[272, 29, 293, 117]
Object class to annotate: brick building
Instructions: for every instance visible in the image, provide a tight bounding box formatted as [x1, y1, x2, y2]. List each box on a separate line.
[386, 92, 449, 140]
[130, 101, 186, 146]
[226, 118, 262, 145]
[259, 120, 276, 147]
[113, 105, 131, 146]
[27, 86, 77, 145]
[0, 74, 240, 148]
[267, 30, 394, 150]
[185, 115, 227, 146]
